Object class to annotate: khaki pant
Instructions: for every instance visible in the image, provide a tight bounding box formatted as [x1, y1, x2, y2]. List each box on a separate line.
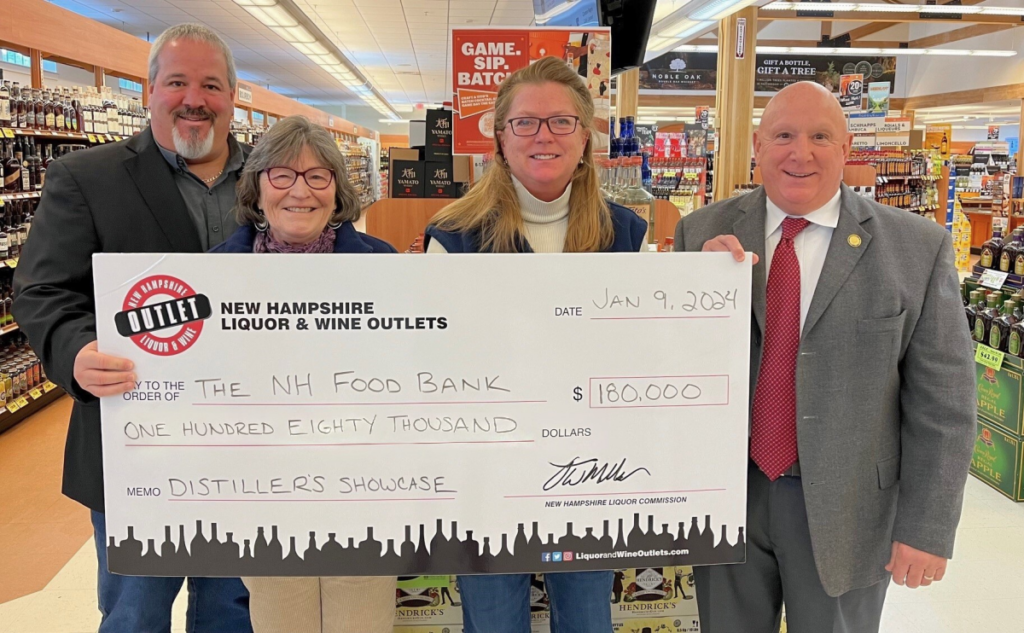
[242, 576, 397, 633]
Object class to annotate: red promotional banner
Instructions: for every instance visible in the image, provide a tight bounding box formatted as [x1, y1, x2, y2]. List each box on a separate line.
[452, 27, 612, 155]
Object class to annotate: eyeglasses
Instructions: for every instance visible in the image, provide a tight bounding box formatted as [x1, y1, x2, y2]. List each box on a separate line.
[504, 116, 580, 137]
[262, 167, 335, 190]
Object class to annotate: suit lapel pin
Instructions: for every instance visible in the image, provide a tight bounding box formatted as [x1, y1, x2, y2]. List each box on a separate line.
[848, 234, 863, 248]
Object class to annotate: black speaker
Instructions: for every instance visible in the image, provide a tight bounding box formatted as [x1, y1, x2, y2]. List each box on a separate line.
[600, 0, 658, 75]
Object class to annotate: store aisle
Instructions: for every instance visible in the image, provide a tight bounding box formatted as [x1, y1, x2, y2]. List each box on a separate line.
[1, 399, 1022, 632]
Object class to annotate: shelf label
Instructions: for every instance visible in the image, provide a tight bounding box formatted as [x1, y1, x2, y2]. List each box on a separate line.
[2, 129, 14, 139]
[16, 396, 29, 408]
[30, 389, 42, 400]
[43, 382, 56, 393]
[97, 136, 106, 143]
[6, 402, 19, 413]
[87, 134, 97, 143]
[979, 269, 1009, 290]
[975, 344, 1006, 371]
[4, 259, 17, 269]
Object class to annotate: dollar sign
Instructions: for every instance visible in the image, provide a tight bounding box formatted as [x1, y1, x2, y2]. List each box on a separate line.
[573, 386, 583, 402]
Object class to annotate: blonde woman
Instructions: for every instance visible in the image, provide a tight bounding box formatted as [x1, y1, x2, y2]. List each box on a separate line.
[425, 56, 646, 633]
[212, 115, 397, 632]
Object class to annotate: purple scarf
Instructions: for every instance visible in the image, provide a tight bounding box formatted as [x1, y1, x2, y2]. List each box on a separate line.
[253, 226, 336, 253]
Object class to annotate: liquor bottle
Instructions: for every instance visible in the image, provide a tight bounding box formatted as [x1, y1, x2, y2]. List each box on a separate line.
[609, 115, 618, 159]
[641, 152, 652, 194]
[33, 90, 44, 131]
[16, 140, 29, 193]
[620, 156, 655, 245]
[966, 290, 981, 334]
[24, 89, 36, 130]
[12, 83, 24, 129]
[975, 293, 1001, 344]
[3, 142, 18, 193]
[1009, 304, 1024, 357]
[72, 89, 83, 134]
[999, 228, 1022, 273]
[0, 72, 9, 128]
[990, 300, 1017, 352]
[43, 90, 55, 131]
[980, 228, 1005, 269]
[54, 91, 65, 132]
[37, 144, 48, 189]
[29, 140, 42, 191]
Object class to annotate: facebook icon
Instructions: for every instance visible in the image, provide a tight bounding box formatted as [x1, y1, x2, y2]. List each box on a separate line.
[542, 552, 552, 562]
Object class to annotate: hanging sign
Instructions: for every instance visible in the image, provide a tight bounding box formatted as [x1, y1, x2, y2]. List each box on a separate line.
[988, 125, 1001, 140]
[926, 124, 953, 159]
[735, 18, 746, 60]
[237, 83, 254, 105]
[452, 27, 612, 155]
[867, 82, 891, 114]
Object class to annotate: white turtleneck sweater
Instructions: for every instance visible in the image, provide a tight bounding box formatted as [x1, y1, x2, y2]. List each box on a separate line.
[426, 175, 572, 253]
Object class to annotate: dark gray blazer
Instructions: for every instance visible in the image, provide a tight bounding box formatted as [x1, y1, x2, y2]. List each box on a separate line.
[675, 184, 976, 596]
[13, 129, 250, 513]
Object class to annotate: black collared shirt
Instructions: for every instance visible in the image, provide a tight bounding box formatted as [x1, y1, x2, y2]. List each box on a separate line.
[157, 136, 245, 250]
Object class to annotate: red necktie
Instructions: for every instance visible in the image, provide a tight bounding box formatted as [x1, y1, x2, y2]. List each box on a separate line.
[751, 217, 811, 481]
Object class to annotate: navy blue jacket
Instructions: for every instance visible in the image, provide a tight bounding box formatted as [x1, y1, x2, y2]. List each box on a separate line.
[424, 201, 647, 253]
[211, 222, 397, 254]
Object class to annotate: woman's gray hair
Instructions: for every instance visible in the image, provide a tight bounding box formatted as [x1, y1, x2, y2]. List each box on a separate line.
[149, 24, 237, 90]
[234, 115, 362, 227]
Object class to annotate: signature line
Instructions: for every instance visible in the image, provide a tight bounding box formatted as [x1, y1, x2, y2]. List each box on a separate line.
[504, 488, 727, 499]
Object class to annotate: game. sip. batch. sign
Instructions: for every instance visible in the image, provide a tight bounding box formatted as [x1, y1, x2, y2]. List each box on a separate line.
[452, 27, 612, 155]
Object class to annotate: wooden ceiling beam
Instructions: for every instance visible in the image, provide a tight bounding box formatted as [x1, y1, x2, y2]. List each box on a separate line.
[908, 24, 1018, 49]
[903, 83, 1024, 111]
[760, 11, 1024, 26]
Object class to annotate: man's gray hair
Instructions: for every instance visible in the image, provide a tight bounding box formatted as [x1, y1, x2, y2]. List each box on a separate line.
[148, 24, 237, 90]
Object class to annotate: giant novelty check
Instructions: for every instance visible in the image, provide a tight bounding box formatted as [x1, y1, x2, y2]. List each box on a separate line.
[94, 253, 751, 576]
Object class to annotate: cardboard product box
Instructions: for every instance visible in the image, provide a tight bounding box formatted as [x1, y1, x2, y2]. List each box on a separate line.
[970, 418, 1024, 501]
[974, 342, 1024, 436]
[410, 120, 426, 149]
[391, 160, 425, 198]
[425, 108, 454, 162]
[425, 160, 458, 198]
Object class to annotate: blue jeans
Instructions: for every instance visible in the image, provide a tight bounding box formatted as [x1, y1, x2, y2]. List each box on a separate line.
[457, 571, 613, 633]
[92, 511, 252, 633]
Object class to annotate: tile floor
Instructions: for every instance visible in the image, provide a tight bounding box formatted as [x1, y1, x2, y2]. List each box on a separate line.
[1, 399, 1023, 632]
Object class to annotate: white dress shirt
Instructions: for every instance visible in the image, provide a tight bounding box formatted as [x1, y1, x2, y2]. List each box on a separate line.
[764, 190, 842, 332]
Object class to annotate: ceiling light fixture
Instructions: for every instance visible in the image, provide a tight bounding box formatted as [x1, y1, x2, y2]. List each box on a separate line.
[232, 0, 401, 120]
[690, 0, 762, 21]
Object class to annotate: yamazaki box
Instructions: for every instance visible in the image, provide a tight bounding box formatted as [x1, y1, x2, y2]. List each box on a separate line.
[425, 109, 454, 162]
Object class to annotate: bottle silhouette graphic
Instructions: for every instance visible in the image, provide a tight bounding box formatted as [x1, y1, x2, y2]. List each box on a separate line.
[528, 522, 542, 549]
[382, 539, 400, 570]
[190, 520, 208, 558]
[268, 526, 284, 561]
[733, 527, 746, 560]
[464, 530, 479, 559]
[514, 523, 528, 556]
[224, 532, 239, 559]
[628, 514, 644, 546]
[718, 524, 730, 548]
[177, 525, 187, 560]
[122, 526, 143, 559]
[675, 521, 688, 548]
[430, 519, 445, 555]
[305, 531, 318, 561]
[647, 516, 655, 537]
[416, 525, 427, 556]
[497, 534, 511, 558]
[242, 540, 253, 560]
[614, 519, 626, 550]
[142, 538, 159, 564]
[322, 533, 343, 567]
[482, 536, 492, 558]
[254, 527, 269, 560]
[161, 526, 176, 559]
[599, 520, 613, 551]
[361, 527, 383, 559]
[283, 536, 302, 573]
[401, 526, 415, 559]
[209, 523, 221, 558]
[582, 527, 600, 552]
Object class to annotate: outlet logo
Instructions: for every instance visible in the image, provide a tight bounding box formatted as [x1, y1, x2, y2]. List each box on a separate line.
[114, 275, 212, 356]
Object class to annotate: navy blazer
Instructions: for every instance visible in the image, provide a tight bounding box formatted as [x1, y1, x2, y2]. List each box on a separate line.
[211, 222, 397, 254]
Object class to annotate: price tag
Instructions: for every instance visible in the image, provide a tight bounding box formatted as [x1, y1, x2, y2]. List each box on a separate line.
[6, 401, 19, 414]
[2, 129, 14, 139]
[87, 134, 97, 143]
[105, 134, 114, 142]
[5, 259, 17, 268]
[976, 344, 1006, 371]
[30, 389, 42, 400]
[97, 136, 106, 144]
[17, 396, 29, 408]
[980, 269, 1010, 290]
[43, 382, 56, 393]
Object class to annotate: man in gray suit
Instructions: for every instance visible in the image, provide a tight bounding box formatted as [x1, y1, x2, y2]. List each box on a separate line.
[675, 82, 975, 632]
